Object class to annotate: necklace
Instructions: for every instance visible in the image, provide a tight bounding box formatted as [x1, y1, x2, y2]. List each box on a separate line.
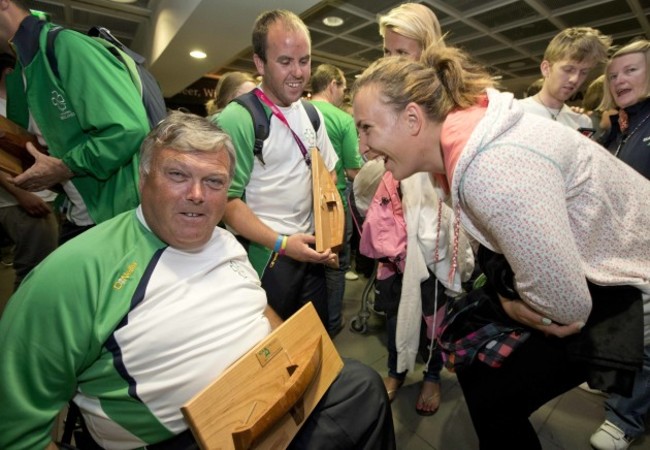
[614, 111, 650, 157]
[535, 94, 562, 121]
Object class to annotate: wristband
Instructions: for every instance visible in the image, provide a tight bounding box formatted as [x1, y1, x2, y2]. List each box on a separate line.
[279, 235, 288, 256]
[273, 234, 284, 253]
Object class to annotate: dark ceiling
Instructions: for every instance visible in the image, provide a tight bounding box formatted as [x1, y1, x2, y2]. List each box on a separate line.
[217, 0, 650, 96]
[29, 0, 650, 97]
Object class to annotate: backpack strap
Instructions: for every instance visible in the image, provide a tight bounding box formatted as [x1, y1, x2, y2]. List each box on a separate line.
[43, 25, 166, 129]
[45, 26, 64, 79]
[301, 99, 321, 133]
[232, 93, 322, 167]
[45, 25, 136, 84]
[88, 26, 146, 65]
[232, 91, 270, 166]
[87, 26, 166, 128]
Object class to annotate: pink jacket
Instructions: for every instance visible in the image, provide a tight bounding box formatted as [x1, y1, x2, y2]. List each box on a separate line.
[359, 171, 406, 279]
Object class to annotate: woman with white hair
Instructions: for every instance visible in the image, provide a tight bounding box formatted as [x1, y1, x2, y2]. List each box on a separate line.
[589, 38, 650, 450]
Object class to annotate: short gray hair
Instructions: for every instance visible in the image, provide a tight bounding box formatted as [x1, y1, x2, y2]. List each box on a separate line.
[140, 111, 236, 181]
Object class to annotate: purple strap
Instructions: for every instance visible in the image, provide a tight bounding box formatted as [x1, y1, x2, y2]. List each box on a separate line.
[253, 88, 311, 167]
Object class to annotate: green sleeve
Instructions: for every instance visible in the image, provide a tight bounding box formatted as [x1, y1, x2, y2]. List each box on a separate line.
[0, 212, 148, 449]
[340, 113, 363, 170]
[54, 30, 149, 179]
[216, 102, 257, 199]
[0, 254, 103, 449]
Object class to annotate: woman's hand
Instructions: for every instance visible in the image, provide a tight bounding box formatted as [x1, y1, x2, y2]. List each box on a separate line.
[498, 294, 584, 338]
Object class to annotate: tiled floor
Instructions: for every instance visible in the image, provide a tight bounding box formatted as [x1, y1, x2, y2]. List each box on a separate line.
[334, 273, 650, 450]
[1, 253, 649, 449]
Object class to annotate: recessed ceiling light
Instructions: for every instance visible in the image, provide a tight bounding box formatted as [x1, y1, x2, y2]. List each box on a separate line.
[190, 50, 207, 59]
[322, 16, 344, 27]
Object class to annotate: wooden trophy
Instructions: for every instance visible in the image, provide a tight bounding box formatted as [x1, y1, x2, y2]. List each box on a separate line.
[182, 303, 344, 450]
[0, 115, 46, 176]
[310, 147, 344, 268]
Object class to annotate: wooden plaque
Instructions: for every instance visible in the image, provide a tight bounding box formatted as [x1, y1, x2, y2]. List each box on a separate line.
[311, 147, 344, 253]
[182, 303, 344, 450]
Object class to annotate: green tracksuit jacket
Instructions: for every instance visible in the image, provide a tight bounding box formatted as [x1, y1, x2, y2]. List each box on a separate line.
[6, 16, 149, 224]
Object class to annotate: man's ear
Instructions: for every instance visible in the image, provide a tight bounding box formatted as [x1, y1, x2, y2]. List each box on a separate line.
[540, 60, 550, 78]
[328, 79, 338, 94]
[253, 54, 265, 76]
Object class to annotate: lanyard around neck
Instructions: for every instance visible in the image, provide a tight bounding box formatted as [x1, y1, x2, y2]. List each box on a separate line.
[253, 88, 311, 167]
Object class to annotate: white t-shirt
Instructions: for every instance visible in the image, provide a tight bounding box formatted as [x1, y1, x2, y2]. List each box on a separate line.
[243, 100, 338, 235]
[519, 96, 592, 131]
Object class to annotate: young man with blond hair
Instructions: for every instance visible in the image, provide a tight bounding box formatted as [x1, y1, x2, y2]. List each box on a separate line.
[519, 27, 612, 130]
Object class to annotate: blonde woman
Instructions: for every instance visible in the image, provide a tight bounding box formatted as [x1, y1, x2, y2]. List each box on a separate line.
[361, 2, 474, 417]
[589, 38, 650, 450]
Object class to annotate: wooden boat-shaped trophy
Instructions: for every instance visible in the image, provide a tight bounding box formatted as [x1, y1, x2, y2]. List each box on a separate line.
[310, 147, 344, 266]
[182, 303, 344, 449]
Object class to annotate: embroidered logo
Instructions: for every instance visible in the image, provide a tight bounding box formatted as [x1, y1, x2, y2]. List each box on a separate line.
[51, 90, 75, 120]
[113, 262, 138, 290]
[303, 125, 317, 148]
[229, 260, 252, 281]
[51, 90, 66, 111]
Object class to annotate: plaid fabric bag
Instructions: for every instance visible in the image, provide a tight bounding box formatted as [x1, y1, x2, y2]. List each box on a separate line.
[437, 287, 530, 372]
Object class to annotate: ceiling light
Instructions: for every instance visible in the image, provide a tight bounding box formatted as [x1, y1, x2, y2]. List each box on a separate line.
[109, 0, 138, 3]
[190, 50, 207, 59]
[322, 16, 344, 27]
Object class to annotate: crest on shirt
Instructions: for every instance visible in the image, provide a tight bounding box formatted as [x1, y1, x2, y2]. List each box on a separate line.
[229, 260, 254, 282]
[303, 126, 317, 149]
[51, 89, 75, 120]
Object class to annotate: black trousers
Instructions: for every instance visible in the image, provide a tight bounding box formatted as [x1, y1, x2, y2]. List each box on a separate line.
[261, 253, 329, 326]
[458, 246, 644, 449]
[289, 359, 396, 450]
[456, 332, 588, 450]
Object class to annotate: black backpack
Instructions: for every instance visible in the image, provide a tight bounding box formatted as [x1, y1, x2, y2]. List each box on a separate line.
[45, 25, 167, 129]
[232, 91, 320, 166]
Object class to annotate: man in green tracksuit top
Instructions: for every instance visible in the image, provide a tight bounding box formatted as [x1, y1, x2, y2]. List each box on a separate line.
[0, 0, 149, 241]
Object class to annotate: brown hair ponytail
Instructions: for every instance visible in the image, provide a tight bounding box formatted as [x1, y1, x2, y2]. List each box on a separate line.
[421, 45, 495, 114]
[353, 45, 495, 123]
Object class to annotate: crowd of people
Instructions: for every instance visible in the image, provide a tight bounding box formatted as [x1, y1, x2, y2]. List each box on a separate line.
[0, 0, 648, 449]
